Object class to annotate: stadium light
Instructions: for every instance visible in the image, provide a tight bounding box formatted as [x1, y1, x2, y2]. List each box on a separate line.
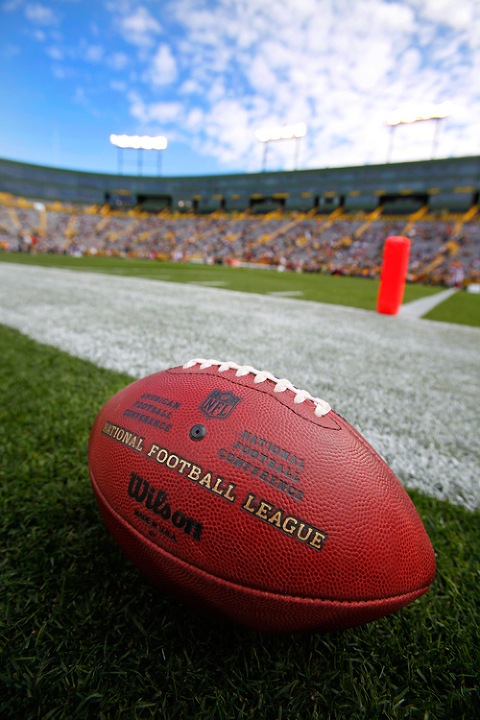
[385, 104, 451, 162]
[110, 134, 167, 176]
[255, 123, 307, 172]
[385, 104, 451, 127]
[255, 123, 307, 143]
[110, 134, 167, 150]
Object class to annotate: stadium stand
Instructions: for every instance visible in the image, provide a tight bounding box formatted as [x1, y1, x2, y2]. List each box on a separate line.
[1, 155, 480, 213]
[1, 153, 479, 288]
[1, 191, 479, 288]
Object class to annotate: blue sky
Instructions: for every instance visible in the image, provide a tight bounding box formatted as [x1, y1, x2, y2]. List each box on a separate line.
[1, 0, 479, 176]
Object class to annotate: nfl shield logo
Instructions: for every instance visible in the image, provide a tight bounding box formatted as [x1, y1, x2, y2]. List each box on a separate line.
[199, 389, 242, 419]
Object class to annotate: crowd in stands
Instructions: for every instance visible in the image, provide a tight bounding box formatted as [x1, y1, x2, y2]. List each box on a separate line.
[1, 198, 479, 289]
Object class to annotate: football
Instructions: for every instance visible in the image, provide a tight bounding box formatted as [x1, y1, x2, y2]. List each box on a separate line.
[88, 358, 436, 633]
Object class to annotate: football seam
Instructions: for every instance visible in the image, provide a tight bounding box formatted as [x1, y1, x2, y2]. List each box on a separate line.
[173, 366, 342, 430]
[90, 469, 431, 607]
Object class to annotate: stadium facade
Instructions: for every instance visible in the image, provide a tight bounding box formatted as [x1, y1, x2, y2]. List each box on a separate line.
[0, 155, 479, 214]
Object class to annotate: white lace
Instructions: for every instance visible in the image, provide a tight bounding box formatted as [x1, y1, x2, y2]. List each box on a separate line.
[183, 358, 331, 417]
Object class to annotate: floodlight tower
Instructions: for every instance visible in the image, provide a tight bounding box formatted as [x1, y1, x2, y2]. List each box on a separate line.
[255, 123, 307, 172]
[385, 105, 450, 163]
[110, 134, 168, 176]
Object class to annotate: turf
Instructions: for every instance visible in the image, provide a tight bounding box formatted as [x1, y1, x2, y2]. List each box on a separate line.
[1, 323, 479, 719]
[423, 290, 480, 327]
[0, 251, 442, 313]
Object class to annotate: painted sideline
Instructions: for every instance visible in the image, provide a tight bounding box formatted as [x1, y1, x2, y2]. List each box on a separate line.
[399, 288, 458, 319]
[0, 262, 478, 511]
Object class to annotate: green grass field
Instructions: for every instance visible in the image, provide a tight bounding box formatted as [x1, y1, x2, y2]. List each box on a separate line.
[3, 251, 479, 327]
[1, 324, 479, 719]
[423, 290, 480, 327]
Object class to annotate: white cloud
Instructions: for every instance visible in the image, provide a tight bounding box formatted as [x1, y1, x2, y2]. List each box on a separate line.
[25, 3, 57, 25]
[179, 78, 203, 95]
[128, 91, 146, 121]
[46, 45, 63, 60]
[52, 66, 67, 79]
[2, 0, 24, 10]
[110, 80, 126, 92]
[415, 0, 474, 30]
[148, 43, 177, 86]
[207, 78, 226, 103]
[73, 86, 88, 106]
[349, 40, 394, 91]
[119, 6, 162, 47]
[146, 101, 183, 123]
[186, 107, 204, 129]
[108, 52, 129, 71]
[107, 0, 480, 169]
[85, 45, 103, 63]
[128, 92, 183, 125]
[247, 54, 278, 94]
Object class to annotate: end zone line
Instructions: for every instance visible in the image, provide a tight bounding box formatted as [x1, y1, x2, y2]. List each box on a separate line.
[399, 289, 458, 318]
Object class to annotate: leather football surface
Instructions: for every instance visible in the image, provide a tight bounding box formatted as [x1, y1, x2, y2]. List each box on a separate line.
[88, 359, 436, 633]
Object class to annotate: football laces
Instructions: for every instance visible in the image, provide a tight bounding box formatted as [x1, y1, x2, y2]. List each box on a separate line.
[183, 358, 331, 417]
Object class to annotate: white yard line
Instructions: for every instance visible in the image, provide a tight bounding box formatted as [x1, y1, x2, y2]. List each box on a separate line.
[399, 288, 457, 318]
[1, 262, 479, 512]
[188, 280, 229, 286]
[268, 290, 304, 297]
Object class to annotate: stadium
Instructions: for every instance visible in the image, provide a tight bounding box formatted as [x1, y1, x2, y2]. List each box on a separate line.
[1, 154, 480, 294]
[1, 1, 480, 718]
